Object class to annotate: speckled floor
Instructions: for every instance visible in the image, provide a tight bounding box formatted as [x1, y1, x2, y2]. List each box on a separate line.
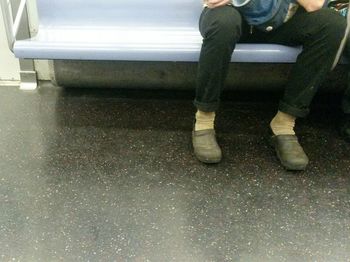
[0, 83, 349, 261]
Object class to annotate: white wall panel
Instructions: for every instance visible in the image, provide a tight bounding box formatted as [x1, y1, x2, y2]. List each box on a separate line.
[0, 4, 20, 81]
[0, 1, 50, 83]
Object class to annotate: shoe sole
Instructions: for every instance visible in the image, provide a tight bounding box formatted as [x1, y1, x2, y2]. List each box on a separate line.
[269, 136, 307, 171]
[275, 150, 307, 171]
[195, 155, 222, 164]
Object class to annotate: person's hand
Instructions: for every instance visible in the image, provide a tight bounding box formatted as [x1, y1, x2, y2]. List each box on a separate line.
[297, 0, 326, 12]
[205, 0, 231, 9]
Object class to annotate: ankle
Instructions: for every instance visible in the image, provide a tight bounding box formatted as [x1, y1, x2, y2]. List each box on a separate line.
[195, 111, 215, 131]
[270, 111, 296, 136]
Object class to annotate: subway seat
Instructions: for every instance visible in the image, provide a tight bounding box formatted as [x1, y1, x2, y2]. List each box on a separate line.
[14, 0, 302, 63]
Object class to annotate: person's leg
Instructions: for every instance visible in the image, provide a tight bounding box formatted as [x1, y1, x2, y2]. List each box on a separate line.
[193, 6, 242, 163]
[264, 8, 347, 170]
[194, 6, 242, 113]
[339, 35, 350, 141]
[268, 8, 346, 118]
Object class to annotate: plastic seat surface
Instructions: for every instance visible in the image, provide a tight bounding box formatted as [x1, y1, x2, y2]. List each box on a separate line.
[14, 0, 302, 63]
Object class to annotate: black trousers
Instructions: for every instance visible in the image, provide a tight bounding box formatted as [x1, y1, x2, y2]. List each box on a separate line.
[194, 6, 349, 117]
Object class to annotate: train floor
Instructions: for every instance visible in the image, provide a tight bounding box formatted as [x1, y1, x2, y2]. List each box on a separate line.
[0, 83, 349, 261]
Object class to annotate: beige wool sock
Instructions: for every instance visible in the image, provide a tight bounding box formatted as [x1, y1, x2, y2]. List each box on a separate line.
[270, 111, 296, 135]
[195, 110, 216, 131]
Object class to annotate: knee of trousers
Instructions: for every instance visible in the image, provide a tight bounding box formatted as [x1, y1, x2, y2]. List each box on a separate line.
[202, 7, 242, 44]
[317, 9, 347, 49]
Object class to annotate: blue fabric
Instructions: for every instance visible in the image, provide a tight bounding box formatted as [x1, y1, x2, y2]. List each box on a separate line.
[328, 0, 349, 16]
[233, 0, 296, 27]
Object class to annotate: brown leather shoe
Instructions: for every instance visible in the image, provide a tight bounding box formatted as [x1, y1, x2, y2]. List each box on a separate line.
[192, 129, 222, 164]
[271, 134, 309, 171]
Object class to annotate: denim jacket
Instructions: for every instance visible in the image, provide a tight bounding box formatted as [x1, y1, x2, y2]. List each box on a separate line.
[232, 0, 298, 32]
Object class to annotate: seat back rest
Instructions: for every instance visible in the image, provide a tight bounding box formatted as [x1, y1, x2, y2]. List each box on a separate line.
[36, 0, 203, 29]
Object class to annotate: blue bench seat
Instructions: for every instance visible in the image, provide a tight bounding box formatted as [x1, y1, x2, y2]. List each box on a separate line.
[13, 0, 302, 63]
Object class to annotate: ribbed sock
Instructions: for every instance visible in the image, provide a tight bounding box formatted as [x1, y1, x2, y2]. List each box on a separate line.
[195, 110, 215, 131]
[270, 111, 296, 135]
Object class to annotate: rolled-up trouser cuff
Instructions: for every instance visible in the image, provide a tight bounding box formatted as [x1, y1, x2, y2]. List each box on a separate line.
[193, 99, 219, 112]
[279, 101, 309, 118]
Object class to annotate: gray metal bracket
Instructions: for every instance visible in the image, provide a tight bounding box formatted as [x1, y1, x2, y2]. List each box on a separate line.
[19, 71, 37, 90]
[16, 1, 38, 90]
[19, 59, 37, 91]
